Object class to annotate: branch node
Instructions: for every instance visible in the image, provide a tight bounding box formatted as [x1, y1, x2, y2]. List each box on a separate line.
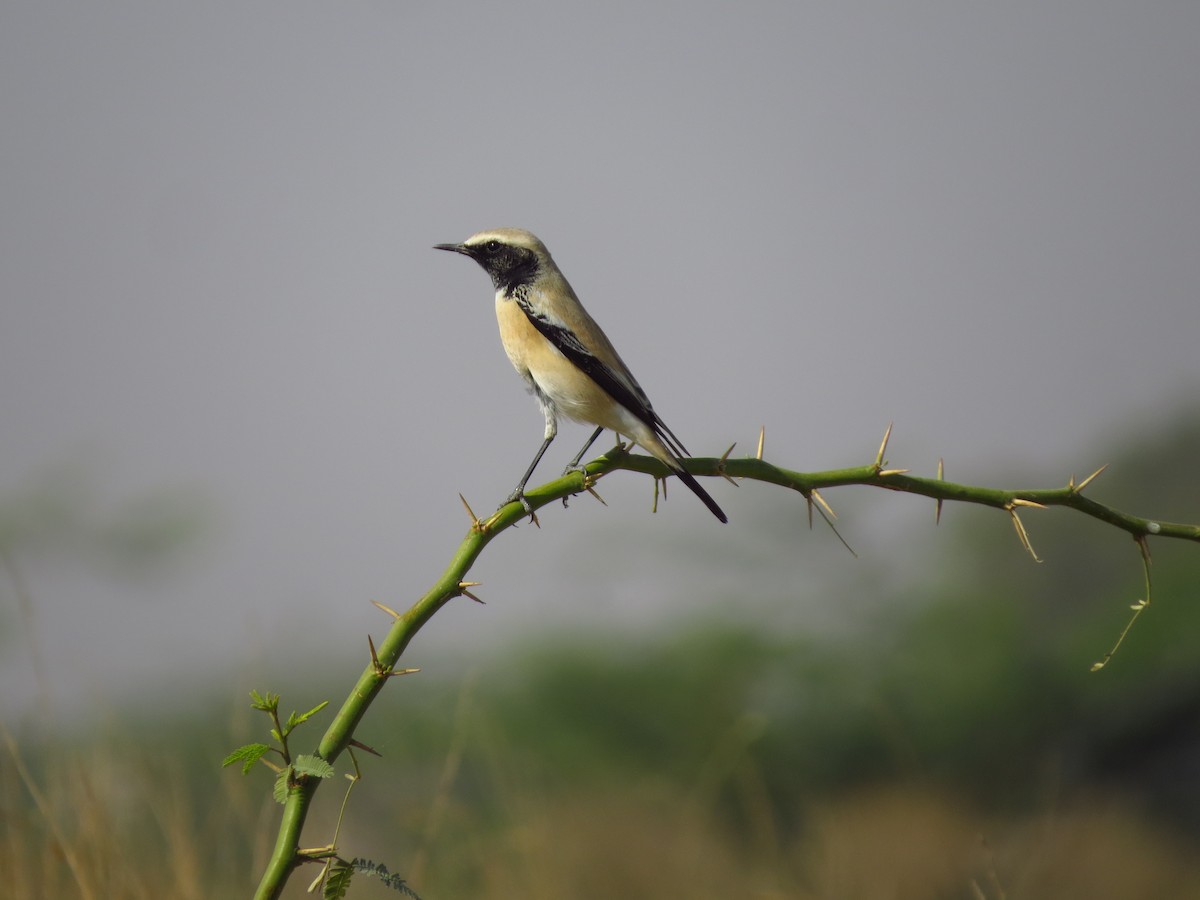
[718, 442, 740, 485]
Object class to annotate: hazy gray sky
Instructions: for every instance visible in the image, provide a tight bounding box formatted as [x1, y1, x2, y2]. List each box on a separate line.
[3, 3, 1199, 723]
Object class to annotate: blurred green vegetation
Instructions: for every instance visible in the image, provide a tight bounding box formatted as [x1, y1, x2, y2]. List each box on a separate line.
[4, 410, 1200, 897]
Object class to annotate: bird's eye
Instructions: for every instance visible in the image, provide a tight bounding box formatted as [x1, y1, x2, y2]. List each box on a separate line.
[484, 240, 502, 254]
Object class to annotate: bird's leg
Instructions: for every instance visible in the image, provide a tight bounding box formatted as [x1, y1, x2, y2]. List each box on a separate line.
[563, 426, 605, 476]
[504, 436, 554, 517]
[504, 405, 557, 518]
[559, 425, 606, 510]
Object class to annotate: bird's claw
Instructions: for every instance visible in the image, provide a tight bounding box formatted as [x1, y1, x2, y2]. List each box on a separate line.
[501, 490, 539, 527]
[561, 461, 586, 477]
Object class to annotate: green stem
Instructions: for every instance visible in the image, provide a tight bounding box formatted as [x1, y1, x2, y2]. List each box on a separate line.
[251, 444, 1200, 897]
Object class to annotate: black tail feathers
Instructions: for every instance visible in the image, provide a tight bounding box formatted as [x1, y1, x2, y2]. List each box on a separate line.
[672, 464, 728, 523]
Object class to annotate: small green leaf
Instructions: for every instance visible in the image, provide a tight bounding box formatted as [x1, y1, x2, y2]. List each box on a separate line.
[294, 754, 335, 779]
[350, 859, 422, 898]
[322, 860, 354, 900]
[249, 689, 279, 712]
[221, 743, 272, 774]
[273, 768, 291, 804]
[290, 700, 330, 728]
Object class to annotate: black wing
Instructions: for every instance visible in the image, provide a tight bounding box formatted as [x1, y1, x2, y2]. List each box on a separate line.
[515, 298, 692, 459]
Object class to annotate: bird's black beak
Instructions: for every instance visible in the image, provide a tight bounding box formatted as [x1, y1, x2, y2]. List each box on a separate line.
[434, 242, 469, 255]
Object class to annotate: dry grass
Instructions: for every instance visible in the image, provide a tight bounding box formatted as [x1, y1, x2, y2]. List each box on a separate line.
[2, 727, 269, 899]
[403, 781, 1200, 900]
[4, 729, 1199, 900]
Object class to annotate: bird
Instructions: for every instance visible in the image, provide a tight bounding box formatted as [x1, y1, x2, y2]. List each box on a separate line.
[434, 228, 727, 524]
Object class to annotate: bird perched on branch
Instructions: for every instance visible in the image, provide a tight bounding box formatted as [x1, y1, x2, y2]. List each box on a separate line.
[435, 228, 727, 523]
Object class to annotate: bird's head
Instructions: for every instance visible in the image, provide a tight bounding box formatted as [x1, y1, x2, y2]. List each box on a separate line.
[434, 228, 551, 293]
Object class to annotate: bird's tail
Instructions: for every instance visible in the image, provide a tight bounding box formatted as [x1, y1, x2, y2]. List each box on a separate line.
[633, 429, 727, 523]
[669, 462, 728, 523]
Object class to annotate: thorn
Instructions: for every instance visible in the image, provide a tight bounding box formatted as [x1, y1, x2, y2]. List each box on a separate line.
[1075, 464, 1109, 493]
[458, 581, 485, 604]
[718, 442, 740, 486]
[459, 493, 482, 529]
[809, 488, 836, 519]
[826, 520, 858, 558]
[804, 490, 857, 558]
[368, 634, 393, 676]
[874, 422, 894, 470]
[1010, 497, 1047, 509]
[756, 426, 765, 461]
[371, 600, 401, 620]
[877, 468, 910, 477]
[370, 632, 420, 677]
[1006, 506, 1042, 562]
[586, 484, 608, 506]
[349, 738, 382, 757]
[935, 458, 944, 525]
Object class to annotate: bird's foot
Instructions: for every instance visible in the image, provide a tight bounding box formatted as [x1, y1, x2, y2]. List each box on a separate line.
[560, 461, 593, 509]
[501, 489, 539, 527]
[561, 459, 589, 478]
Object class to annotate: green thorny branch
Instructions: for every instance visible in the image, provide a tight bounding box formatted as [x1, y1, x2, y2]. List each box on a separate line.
[251, 424, 1200, 899]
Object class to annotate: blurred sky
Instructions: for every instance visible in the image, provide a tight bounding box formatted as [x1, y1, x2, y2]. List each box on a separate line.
[2, 2, 1199, 724]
